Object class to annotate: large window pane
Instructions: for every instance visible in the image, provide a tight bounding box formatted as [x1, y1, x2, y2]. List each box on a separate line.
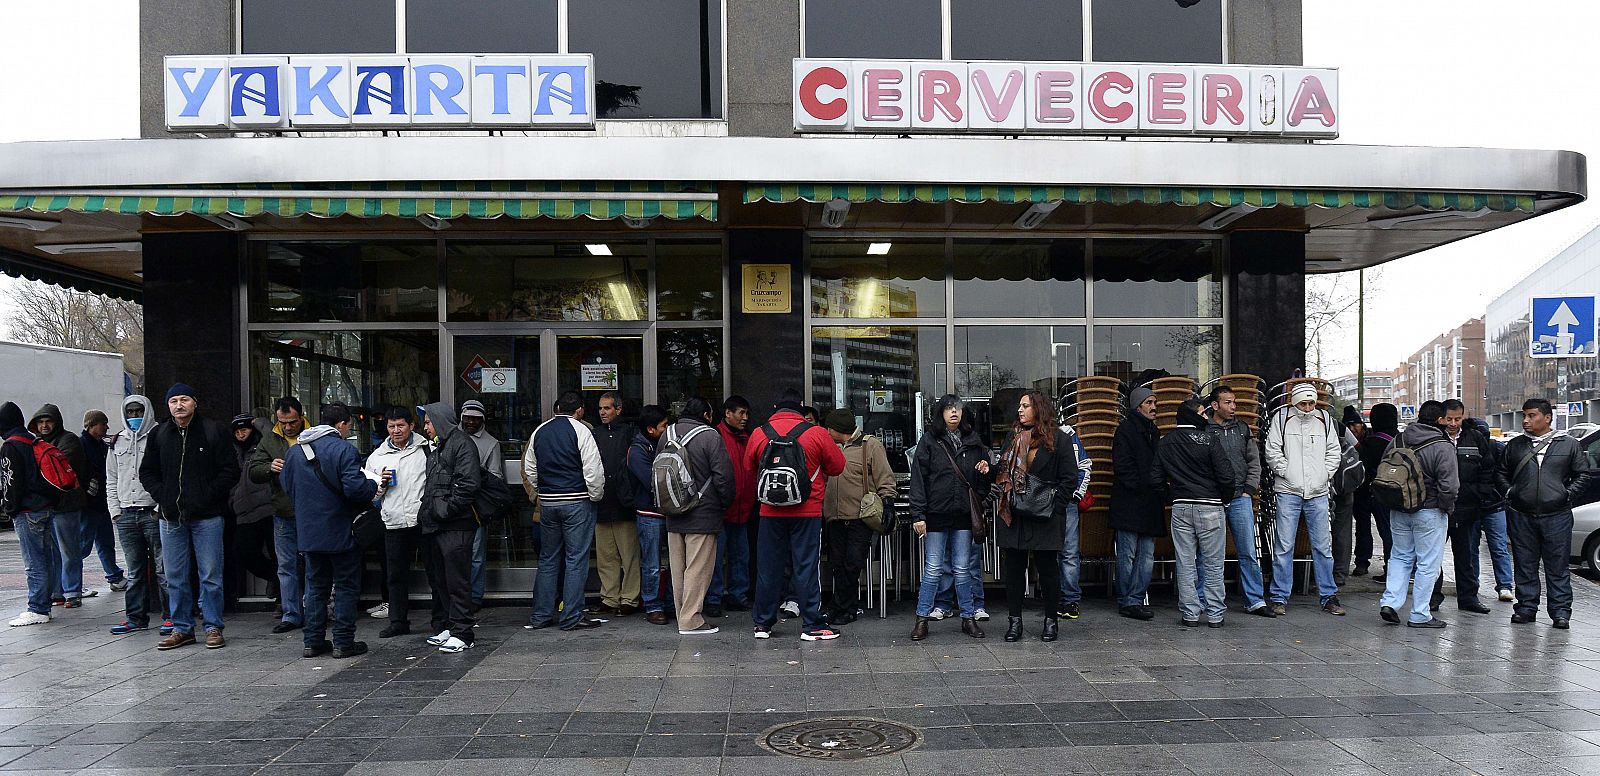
[954, 325, 1086, 447]
[656, 240, 723, 321]
[952, 0, 1083, 61]
[407, 0, 558, 53]
[1090, 0, 1223, 63]
[954, 238, 1085, 318]
[659, 328, 724, 416]
[812, 326, 946, 473]
[810, 239, 945, 319]
[569, 0, 723, 118]
[250, 241, 437, 323]
[249, 330, 440, 456]
[451, 335, 543, 461]
[805, 0, 941, 59]
[1092, 325, 1222, 387]
[556, 334, 645, 425]
[1092, 239, 1223, 318]
[446, 241, 648, 322]
[241, 0, 396, 54]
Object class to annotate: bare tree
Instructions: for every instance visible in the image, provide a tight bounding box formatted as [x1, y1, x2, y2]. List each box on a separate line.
[6, 281, 144, 389]
[1305, 269, 1383, 377]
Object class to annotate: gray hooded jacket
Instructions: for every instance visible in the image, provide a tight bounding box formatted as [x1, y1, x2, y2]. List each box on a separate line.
[106, 395, 157, 511]
[1388, 421, 1460, 514]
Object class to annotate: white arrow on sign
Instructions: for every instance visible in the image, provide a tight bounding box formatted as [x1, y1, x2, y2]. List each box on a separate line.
[1548, 301, 1581, 353]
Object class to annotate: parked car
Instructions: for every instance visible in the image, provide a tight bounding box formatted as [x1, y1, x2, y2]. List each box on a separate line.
[1575, 500, 1600, 572]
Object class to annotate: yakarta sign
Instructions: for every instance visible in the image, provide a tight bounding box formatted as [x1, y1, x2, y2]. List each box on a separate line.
[793, 59, 1338, 137]
[164, 54, 596, 130]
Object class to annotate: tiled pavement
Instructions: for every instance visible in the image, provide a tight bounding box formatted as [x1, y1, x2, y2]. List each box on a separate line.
[3, 531, 1600, 775]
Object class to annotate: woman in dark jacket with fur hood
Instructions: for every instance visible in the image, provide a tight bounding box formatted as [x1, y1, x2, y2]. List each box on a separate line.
[908, 395, 991, 641]
[994, 391, 1079, 643]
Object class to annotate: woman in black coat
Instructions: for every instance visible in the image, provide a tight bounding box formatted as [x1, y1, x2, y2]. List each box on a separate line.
[908, 395, 991, 641]
[994, 390, 1079, 643]
[1110, 386, 1163, 620]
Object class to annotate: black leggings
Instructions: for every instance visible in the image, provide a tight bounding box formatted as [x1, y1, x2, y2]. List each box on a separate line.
[1001, 548, 1061, 618]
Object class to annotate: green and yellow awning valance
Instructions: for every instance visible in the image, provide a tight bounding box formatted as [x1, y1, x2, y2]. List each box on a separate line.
[0, 181, 718, 221]
[744, 184, 1535, 213]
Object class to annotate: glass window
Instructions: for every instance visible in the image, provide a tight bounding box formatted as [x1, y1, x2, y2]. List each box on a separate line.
[407, 0, 558, 53]
[656, 240, 723, 321]
[658, 328, 724, 416]
[241, 0, 396, 54]
[954, 325, 1086, 447]
[1092, 239, 1223, 318]
[1092, 325, 1222, 388]
[810, 239, 946, 319]
[951, 0, 1083, 61]
[569, 0, 723, 118]
[556, 333, 645, 425]
[812, 326, 946, 473]
[451, 335, 543, 461]
[249, 330, 440, 456]
[249, 241, 437, 323]
[1090, 0, 1223, 64]
[953, 238, 1085, 318]
[804, 0, 941, 59]
[446, 241, 648, 322]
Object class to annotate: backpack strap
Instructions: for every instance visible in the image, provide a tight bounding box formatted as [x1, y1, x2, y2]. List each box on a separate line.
[1510, 436, 1557, 484]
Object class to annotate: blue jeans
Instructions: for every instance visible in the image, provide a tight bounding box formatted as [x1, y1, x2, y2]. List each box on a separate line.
[636, 514, 671, 613]
[50, 510, 83, 599]
[80, 508, 124, 584]
[753, 518, 826, 631]
[1115, 529, 1155, 608]
[114, 508, 164, 627]
[1269, 493, 1338, 605]
[936, 531, 986, 611]
[471, 524, 487, 607]
[161, 516, 226, 635]
[531, 500, 597, 630]
[15, 509, 59, 615]
[1197, 495, 1266, 610]
[1381, 508, 1447, 623]
[273, 516, 305, 626]
[1059, 503, 1082, 606]
[918, 530, 977, 618]
[304, 548, 363, 650]
[1481, 510, 1514, 591]
[708, 522, 751, 606]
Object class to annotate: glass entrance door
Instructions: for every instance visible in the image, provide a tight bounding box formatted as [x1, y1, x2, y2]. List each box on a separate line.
[554, 333, 646, 427]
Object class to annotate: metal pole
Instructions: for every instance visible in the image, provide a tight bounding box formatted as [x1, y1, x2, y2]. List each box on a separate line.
[1357, 269, 1365, 414]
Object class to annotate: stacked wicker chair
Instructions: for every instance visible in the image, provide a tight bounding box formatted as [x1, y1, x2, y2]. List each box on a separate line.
[1064, 376, 1123, 557]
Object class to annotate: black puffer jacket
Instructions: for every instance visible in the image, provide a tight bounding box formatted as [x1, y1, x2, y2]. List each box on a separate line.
[1497, 432, 1593, 517]
[993, 427, 1078, 552]
[1109, 412, 1164, 536]
[419, 402, 481, 533]
[1151, 404, 1239, 505]
[909, 426, 990, 533]
[593, 420, 635, 522]
[139, 415, 239, 522]
[1451, 424, 1505, 516]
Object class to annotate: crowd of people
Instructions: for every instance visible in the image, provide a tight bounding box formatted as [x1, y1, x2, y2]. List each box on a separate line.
[0, 379, 1590, 658]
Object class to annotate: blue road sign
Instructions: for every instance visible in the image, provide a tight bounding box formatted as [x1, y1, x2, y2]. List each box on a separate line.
[1530, 295, 1597, 358]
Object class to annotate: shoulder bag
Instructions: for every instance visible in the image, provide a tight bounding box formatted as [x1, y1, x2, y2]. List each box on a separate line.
[937, 441, 988, 541]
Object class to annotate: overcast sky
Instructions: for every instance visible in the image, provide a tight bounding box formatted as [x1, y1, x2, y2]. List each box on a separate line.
[0, 1, 1593, 369]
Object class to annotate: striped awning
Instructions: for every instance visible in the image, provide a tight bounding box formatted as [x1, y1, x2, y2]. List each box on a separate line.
[743, 184, 1535, 213]
[0, 181, 718, 221]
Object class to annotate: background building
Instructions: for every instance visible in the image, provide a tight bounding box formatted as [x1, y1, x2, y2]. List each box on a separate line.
[1392, 318, 1486, 419]
[1486, 225, 1600, 430]
[1331, 370, 1396, 416]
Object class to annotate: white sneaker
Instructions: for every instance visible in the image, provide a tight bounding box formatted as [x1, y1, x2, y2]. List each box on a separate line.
[368, 603, 389, 619]
[972, 608, 990, 622]
[8, 612, 49, 627]
[426, 629, 451, 646]
[438, 636, 473, 653]
[1499, 589, 1515, 603]
[678, 625, 720, 636]
[926, 607, 949, 621]
[779, 601, 801, 619]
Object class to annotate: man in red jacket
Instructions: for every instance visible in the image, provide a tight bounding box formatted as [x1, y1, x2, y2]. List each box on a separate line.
[707, 396, 756, 617]
[746, 390, 846, 641]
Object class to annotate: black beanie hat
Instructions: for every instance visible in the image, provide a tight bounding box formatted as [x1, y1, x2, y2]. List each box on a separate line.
[824, 408, 856, 434]
[0, 402, 22, 433]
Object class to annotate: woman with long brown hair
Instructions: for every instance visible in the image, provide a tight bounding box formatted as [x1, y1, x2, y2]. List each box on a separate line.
[994, 390, 1081, 642]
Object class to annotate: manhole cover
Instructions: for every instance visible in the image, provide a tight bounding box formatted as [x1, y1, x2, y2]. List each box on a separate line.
[759, 717, 922, 760]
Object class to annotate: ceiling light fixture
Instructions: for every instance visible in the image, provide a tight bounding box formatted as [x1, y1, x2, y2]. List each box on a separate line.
[1014, 201, 1061, 229]
[585, 243, 613, 256]
[821, 198, 851, 228]
[199, 213, 251, 231]
[415, 215, 452, 231]
[1198, 203, 1261, 230]
[36, 242, 141, 255]
[867, 242, 891, 255]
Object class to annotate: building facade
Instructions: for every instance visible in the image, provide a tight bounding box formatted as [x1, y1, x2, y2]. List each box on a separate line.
[1330, 370, 1395, 416]
[1391, 318, 1486, 420]
[1486, 225, 1600, 431]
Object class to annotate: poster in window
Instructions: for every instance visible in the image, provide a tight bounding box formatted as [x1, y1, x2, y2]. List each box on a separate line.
[741, 264, 791, 313]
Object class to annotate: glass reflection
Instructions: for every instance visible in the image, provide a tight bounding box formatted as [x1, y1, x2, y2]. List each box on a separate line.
[810, 239, 945, 319]
[447, 242, 648, 322]
[812, 326, 946, 472]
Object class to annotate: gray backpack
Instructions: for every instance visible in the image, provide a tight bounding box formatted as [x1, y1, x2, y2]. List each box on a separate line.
[1372, 436, 1440, 512]
[652, 424, 713, 516]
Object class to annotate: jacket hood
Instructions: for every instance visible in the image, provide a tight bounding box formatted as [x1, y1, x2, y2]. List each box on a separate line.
[1400, 421, 1446, 447]
[0, 401, 24, 436]
[1369, 403, 1399, 434]
[120, 395, 154, 438]
[1176, 403, 1208, 428]
[419, 401, 459, 440]
[28, 403, 64, 435]
[297, 425, 343, 445]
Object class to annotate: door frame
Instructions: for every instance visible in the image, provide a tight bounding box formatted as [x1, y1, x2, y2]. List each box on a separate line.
[442, 323, 656, 417]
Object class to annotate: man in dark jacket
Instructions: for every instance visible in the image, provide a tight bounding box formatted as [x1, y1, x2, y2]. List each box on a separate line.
[628, 405, 672, 625]
[1430, 399, 1508, 614]
[138, 383, 239, 650]
[524, 391, 606, 632]
[418, 401, 481, 652]
[249, 396, 307, 634]
[1207, 386, 1269, 617]
[590, 391, 640, 616]
[664, 397, 736, 635]
[4, 402, 60, 627]
[1357, 403, 1400, 579]
[708, 395, 756, 616]
[1498, 398, 1593, 629]
[1152, 398, 1239, 628]
[229, 415, 279, 607]
[30, 403, 89, 607]
[1111, 387, 1162, 621]
[281, 403, 380, 659]
[79, 410, 127, 597]
[1378, 401, 1459, 630]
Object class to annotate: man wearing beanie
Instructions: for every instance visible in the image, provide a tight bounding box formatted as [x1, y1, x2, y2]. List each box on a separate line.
[1264, 382, 1345, 616]
[79, 409, 128, 600]
[1111, 386, 1162, 621]
[820, 408, 895, 625]
[4, 401, 62, 627]
[139, 383, 240, 650]
[458, 398, 502, 613]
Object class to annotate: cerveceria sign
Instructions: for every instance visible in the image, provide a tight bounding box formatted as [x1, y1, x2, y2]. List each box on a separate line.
[793, 59, 1338, 137]
[164, 55, 596, 130]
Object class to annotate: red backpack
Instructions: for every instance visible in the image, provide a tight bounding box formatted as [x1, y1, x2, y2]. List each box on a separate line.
[5, 435, 78, 495]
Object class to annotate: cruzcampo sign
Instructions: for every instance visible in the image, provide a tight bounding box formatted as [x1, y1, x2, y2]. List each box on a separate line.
[792, 59, 1338, 137]
[164, 54, 596, 130]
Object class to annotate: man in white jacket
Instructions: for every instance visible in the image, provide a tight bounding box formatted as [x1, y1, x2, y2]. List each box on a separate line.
[364, 406, 432, 639]
[106, 395, 168, 636]
[1265, 383, 1345, 617]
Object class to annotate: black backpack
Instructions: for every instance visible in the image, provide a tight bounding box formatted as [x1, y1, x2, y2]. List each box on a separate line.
[474, 467, 514, 525]
[755, 422, 816, 507]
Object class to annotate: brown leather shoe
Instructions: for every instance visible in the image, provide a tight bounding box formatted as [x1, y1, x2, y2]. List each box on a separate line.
[157, 632, 196, 650]
[615, 605, 636, 617]
[205, 630, 226, 649]
[646, 611, 670, 626]
[910, 617, 929, 641]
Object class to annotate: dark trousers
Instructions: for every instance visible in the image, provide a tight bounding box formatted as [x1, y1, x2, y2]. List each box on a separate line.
[384, 526, 424, 627]
[113, 508, 165, 627]
[427, 529, 476, 642]
[1509, 510, 1574, 619]
[753, 518, 825, 631]
[232, 518, 279, 590]
[1353, 495, 1375, 570]
[825, 519, 873, 615]
[1429, 511, 1489, 605]
[304, 547, 363, 650]
[1001, 548, 1062, 619]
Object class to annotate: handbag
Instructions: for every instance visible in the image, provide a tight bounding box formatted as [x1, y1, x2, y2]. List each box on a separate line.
[937, 441, 988, 541]
[1009, 471, 1059, 523]
[858, 436, 900, 534]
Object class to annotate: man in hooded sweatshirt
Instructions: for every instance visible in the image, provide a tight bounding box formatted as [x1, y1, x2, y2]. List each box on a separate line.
[4, 402, 61, 627]
[29, 404, 89, 607]
[281, 402, 380, 658]
[1264, 382, 1345, 617]
[1110, 387, 1162, 621]
[1378, 400, 1459, 629]
[418, 402, 481, 652]
[107, 395, 167, 635]
[79, 410, 127, 596]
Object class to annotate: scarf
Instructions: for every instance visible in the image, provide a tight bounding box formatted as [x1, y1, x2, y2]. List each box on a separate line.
[996, 425, 1046, 527]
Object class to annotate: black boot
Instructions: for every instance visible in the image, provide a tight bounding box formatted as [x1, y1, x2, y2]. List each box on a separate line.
[1004, 617, 1023, 642]
[910, 617, 929, 641]
[1041, 616, 1059, 643]
[961, 617, 985, 639]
